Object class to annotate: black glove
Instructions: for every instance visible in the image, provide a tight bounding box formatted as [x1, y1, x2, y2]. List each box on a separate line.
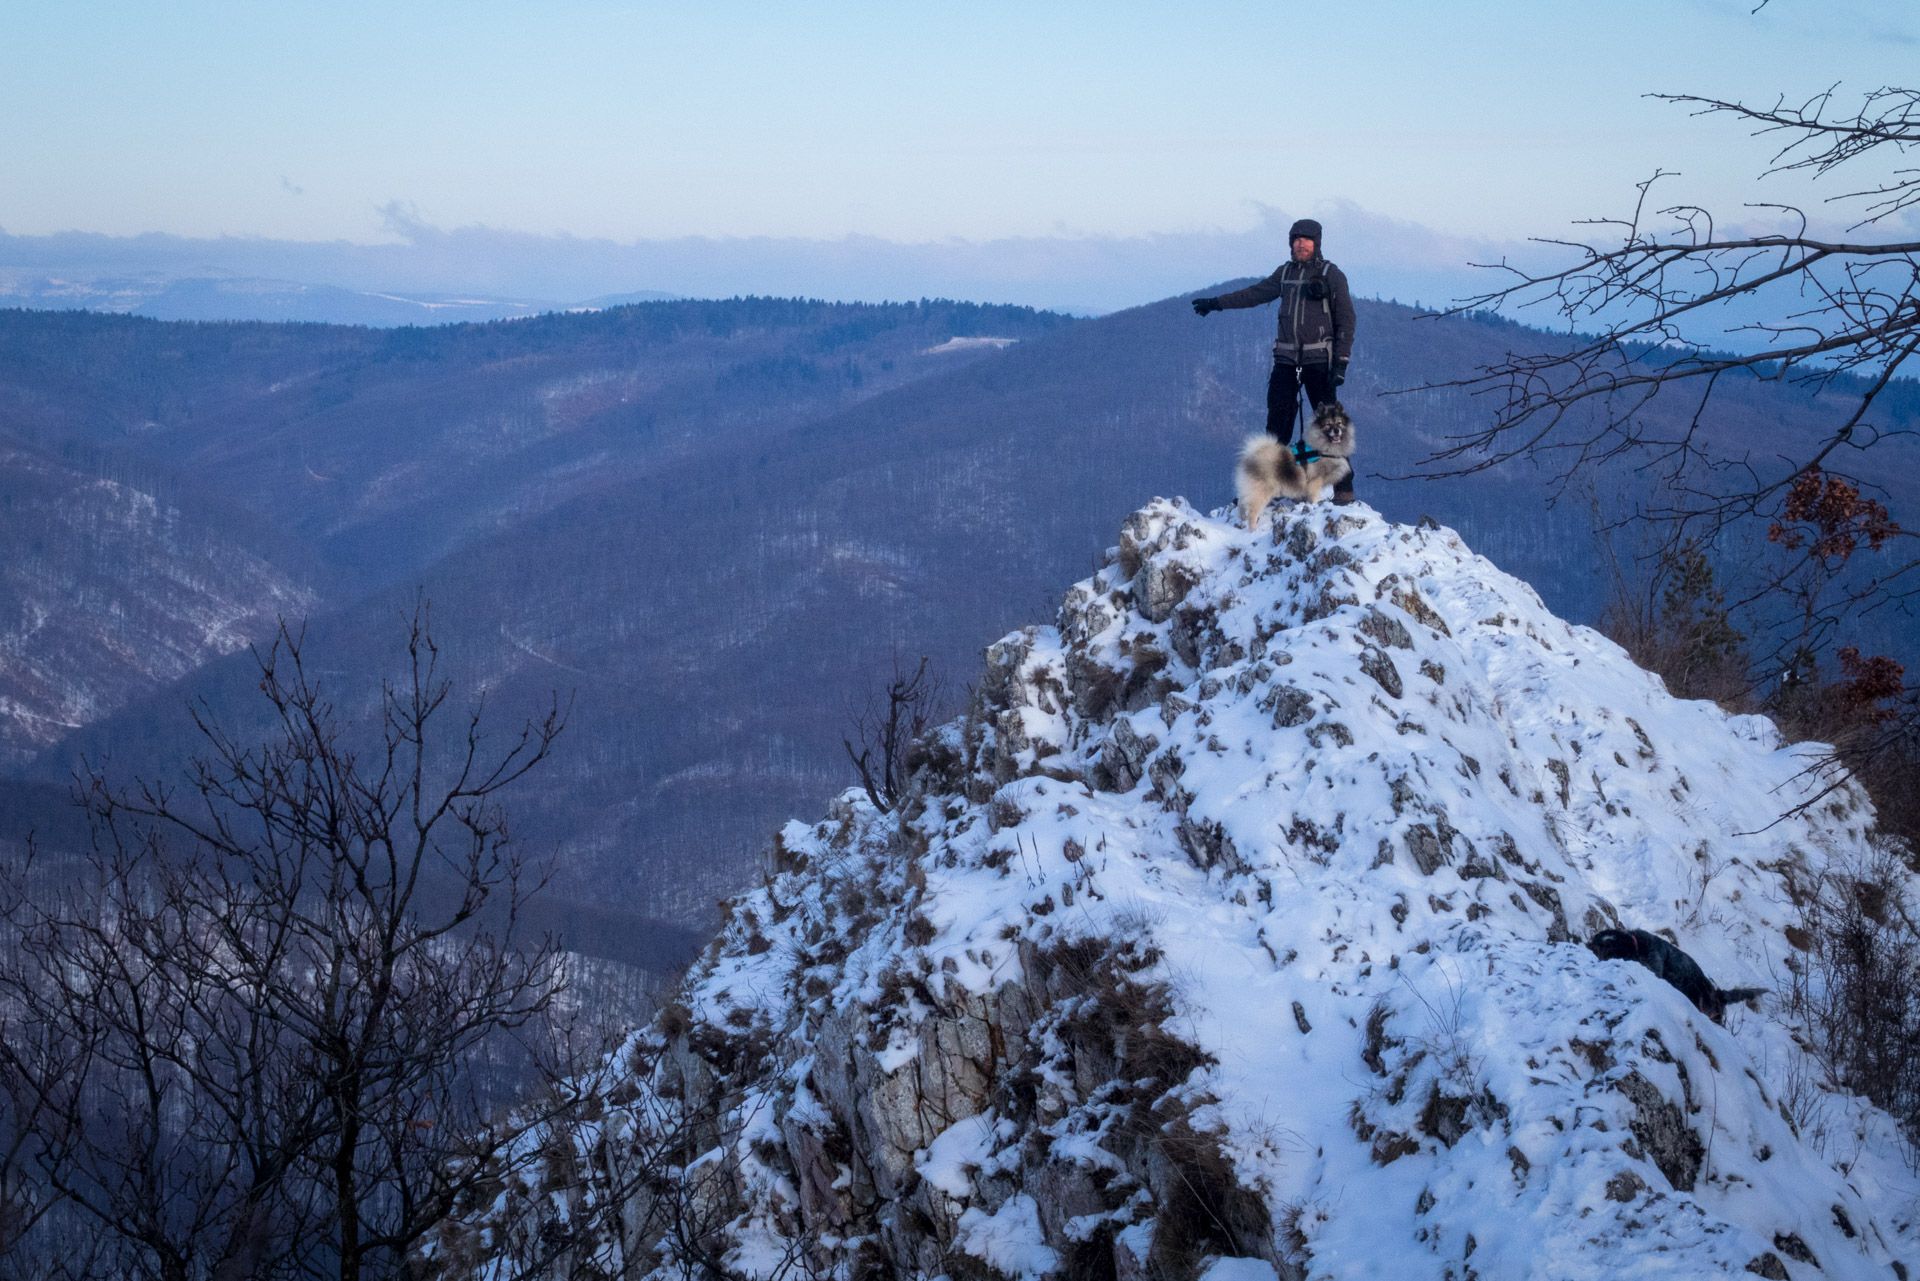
[1331, 359, 1349, 387]
[1192, 297, 1221, 317]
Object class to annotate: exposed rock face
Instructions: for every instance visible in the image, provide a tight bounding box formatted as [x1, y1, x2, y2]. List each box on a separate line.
[436, 499, 1920, 1281]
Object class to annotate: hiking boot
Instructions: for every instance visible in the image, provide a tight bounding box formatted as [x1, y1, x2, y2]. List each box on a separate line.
[1333, 492, 1356, 506]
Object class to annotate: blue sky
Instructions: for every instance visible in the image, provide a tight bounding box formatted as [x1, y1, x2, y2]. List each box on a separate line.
[2, 1, 1916, 307]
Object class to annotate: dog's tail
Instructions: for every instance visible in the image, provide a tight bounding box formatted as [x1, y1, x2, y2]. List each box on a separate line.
[1238, 434, 1281, 469]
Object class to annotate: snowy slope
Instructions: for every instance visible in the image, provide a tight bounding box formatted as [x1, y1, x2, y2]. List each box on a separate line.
[445, 498, 1920, 1281]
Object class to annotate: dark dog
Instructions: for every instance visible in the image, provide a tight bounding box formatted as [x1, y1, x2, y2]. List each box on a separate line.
[1588, 928, 1765, 1024]
[1235, 401, 1357, 532]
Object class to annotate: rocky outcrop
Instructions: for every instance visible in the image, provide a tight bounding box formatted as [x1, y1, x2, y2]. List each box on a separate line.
[434, 499, 1920, 1281]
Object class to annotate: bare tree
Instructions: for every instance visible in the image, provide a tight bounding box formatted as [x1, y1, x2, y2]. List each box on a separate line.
[1595, 531, 1752, 707]
[0, 833, 326, 1281]
[1423, 83, 1920, 481]
[843, 655, 941, 814]
[1414, 84, 1918, 604]
[0, 605, 573, 1281]
[426, 1039, 826, 1281]
[1785, 843, 1920, 1159]
[1399, 64, 1920, 790]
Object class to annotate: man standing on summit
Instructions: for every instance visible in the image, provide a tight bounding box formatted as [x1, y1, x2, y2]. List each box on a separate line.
[1192, 218, 1359, 503]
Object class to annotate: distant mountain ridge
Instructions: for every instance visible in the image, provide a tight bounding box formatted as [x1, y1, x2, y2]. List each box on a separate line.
[0, 269, 682, 326]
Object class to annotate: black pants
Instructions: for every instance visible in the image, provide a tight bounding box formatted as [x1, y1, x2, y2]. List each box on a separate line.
[1266, 362, 1354, 498]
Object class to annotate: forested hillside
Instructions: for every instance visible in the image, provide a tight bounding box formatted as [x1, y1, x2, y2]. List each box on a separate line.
[2, 293, 1912, 965]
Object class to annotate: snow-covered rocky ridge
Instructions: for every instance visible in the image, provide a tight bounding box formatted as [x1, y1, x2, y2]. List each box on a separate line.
[445, 498, 1919, 1281]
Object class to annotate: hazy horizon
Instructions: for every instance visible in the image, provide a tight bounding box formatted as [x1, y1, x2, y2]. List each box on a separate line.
[0, 201, 1533, 318]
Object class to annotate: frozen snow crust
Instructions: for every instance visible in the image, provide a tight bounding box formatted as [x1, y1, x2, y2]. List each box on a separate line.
[476, 499, 1920, 1280]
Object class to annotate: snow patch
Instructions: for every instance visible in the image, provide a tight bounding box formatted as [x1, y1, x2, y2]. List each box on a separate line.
[955, 1193, 1060, 1280]
[915, 1111, 999, 1198]
[922, 335, 1020, 354]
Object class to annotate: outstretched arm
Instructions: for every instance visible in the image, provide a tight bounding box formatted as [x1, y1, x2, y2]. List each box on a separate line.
[1212, 267, 1287, 311]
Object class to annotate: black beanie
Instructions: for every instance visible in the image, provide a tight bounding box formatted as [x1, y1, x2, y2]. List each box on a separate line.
[1289, 218, 1323, 245]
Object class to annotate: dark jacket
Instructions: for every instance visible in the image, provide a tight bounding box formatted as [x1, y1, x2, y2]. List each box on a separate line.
[1214, 256, 1356, 365]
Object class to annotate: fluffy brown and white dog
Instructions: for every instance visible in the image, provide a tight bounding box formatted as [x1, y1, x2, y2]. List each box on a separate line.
[1235, 401, 1356, 531]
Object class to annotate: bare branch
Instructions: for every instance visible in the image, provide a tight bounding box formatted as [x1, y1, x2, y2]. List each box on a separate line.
[0, 602, 574, 1281]
[843, 656, 942, 814]
[1656, 86, 1920, 225]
